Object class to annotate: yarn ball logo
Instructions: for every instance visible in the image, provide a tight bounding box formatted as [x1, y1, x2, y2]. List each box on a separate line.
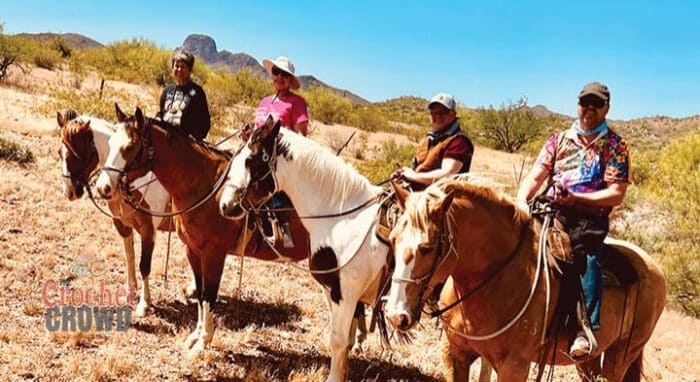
[42, 253, 134, 333]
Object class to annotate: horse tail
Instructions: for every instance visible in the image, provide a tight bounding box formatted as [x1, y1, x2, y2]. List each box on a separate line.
[622, 350, 644, 382]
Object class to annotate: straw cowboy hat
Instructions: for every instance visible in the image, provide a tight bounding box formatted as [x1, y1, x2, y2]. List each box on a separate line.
[263, 56, 300, 90]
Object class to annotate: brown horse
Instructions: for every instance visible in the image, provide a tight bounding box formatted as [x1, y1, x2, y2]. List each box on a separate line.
[94, 105, 310, 355]
[385, 178, 666, 382]
[57, 111, 174, 316]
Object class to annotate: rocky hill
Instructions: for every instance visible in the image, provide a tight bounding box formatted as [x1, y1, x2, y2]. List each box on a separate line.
[182, 34, 368, 104]
[16, 32, 103, 49]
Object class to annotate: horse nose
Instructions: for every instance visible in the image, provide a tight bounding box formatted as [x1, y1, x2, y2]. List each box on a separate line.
[388, 312, 412, 331]
[98, 183, 112, 199]
[220, 202, 229, 216]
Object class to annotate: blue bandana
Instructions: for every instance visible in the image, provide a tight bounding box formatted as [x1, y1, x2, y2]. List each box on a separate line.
[571, 119, 608, 136]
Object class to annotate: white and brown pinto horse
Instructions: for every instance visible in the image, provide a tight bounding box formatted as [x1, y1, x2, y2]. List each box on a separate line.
[57, 112, 172, 316]
[218, 117, 391, 382]
[95, 105, 311, 356]
[385, 179, 666, 382]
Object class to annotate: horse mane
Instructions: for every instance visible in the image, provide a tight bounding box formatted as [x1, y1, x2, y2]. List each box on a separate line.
[279, 129, 382, 207]
[146, 117, 233, 160]
[407, 177, 532, 230]
[62, 115, 114, 140]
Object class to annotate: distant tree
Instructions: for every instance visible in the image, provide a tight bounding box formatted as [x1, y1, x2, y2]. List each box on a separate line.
[0, 23, 32, 82]
[477, 97, 544, 152]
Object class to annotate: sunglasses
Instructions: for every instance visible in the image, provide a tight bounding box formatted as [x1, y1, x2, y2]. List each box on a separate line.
[579, 97, 607, 109]
[429, 109, 451, 116]
[271, 67, 291, 78]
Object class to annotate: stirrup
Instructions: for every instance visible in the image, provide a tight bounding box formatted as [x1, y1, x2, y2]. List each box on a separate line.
[574, 296, 598, 356]
[569, 334, 591, 357]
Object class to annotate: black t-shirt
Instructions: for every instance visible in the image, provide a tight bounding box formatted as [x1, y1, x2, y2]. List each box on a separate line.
[159, 81, 211, 140]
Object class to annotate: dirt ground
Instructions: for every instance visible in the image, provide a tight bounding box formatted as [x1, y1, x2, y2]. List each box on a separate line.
[0, 68, 698, 381]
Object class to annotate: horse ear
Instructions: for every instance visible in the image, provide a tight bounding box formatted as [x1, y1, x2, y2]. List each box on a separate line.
[115, 103, 127, 122]
[436, 190, 455, 218]
[391, 179, 409, 210]
[260, 114, 282, 141]
[57, 112, 67, 128]
[135, 107, 145, 127]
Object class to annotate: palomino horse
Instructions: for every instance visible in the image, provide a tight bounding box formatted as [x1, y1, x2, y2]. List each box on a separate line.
[57, 112, 172, 316]
[95, 105, 310, 355]
[218, 116, 393, 382]
[385, 179, 666, 382]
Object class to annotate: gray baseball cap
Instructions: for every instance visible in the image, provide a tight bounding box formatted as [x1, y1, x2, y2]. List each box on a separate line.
[428, 93, 457, 110]
[579, 82, 610, 102]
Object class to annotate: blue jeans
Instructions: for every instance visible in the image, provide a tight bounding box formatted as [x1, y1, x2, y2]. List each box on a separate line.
[582, 247, 604, 330]
[556, 209, 609, 331]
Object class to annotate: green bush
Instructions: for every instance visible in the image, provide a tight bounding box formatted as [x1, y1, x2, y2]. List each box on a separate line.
[0, 24, 34, 81]
[0, 134, 34, 164]
[357, 139, 416, 184]
[33, 43, 62, 70]
[637, 131, 700, 316]
[41, 87, 142, 121]
[81, 38, 171, 85]
[301, 86, 354, 125]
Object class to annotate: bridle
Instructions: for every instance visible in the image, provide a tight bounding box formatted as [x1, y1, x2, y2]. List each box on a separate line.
[230, 134, 281, 215]
[390, 211, 458, 305]
[391, 208, 528, 318]
[61, 133, 99, 189]
[101, 118, 155, 196]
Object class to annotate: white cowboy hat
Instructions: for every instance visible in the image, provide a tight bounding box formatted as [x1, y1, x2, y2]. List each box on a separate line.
[263, 56, 300, 90]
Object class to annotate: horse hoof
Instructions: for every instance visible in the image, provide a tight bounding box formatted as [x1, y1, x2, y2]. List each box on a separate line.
[134, 302, 150, 318]
[183, 284, 197, 299]
[188, 340, 205, 358]
[184, 330, 200, 349]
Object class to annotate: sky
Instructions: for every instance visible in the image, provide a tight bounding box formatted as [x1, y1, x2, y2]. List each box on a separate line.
[3, 0, 700, 120]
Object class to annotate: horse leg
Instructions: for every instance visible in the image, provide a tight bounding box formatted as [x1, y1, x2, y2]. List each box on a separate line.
[183, 247, 203, 350]
[324, 293, 358, 382]
[575, 355, 602, 381]
[493, 359, 529, 382]
[596, 341, 645, 382]
[188, 251, 226, 356]
[440, 335, 479, 382]
[350, 302, 367, 354]
[113, 220, 137, 294]
[478, 358, 494, 382]
[134, 228, 155, 317]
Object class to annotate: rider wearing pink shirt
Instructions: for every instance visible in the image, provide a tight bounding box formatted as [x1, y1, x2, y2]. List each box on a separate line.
[254, 56, 309, 136]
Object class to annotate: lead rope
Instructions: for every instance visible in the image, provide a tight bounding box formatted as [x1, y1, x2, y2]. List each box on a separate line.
[163, 197, 173, 290]
[235, 213, 250, 317]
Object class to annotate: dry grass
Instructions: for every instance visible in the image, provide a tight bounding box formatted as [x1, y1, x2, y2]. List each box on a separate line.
[0, 67, 697, 381]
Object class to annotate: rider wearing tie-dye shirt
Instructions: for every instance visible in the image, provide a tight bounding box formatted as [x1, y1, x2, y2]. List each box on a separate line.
[517, 82, 630, 359]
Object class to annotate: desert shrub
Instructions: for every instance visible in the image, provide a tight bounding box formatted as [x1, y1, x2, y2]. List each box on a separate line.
[476, 97, 545, 153]
[357, 139, 416, 184]
[634, 131, 700, 316]
[372, 96, 431, 127]
[350, 132, 369, 160]
[350, 105, 389, 132]
[81, 38, 171, 85]
[0, 134, 34, 164]
[33, 43, 62, 70]
[0, 24, 33, 81]
[40, 87, 146, 121]
[302, 86, 353, 125]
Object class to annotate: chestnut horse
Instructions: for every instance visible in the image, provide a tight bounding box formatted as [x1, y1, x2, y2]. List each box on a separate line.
[385, 179, 666, 382]
[57, 112, 172, 316]
[95, 105, 310, 355]
[219, 117, 395, 382]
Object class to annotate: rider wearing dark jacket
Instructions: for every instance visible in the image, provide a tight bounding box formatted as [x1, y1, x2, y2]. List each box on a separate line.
[158, 49, 211, 140]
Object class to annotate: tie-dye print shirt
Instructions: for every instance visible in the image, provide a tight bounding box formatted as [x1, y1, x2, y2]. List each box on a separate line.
[535, 126, 631, 194]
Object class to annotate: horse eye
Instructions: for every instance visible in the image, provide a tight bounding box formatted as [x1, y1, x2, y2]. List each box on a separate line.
[418, 245, 433, 256]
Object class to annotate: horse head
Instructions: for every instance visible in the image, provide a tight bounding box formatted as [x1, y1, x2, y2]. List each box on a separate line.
[95, 103, 151, 199]
[385, 185, 456, 332]
[219, 114, 281, 219]
[58, 111, 97, 200]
